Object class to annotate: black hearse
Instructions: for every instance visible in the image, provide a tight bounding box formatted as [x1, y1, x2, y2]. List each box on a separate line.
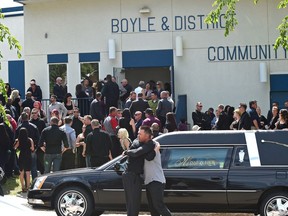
[28, 130, 288, 216]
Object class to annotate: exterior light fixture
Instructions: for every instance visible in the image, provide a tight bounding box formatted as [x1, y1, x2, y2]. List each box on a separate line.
[139, 7, 151, 14]
[175, 36, 183, 57]
[259, 62, 268, 83]
[108, 39, 116, 59]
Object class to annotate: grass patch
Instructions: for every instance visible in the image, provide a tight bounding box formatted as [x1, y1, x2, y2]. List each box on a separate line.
[1, 176, 22, 195]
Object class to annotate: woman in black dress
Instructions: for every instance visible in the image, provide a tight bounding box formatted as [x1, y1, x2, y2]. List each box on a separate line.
[63, 93, 75, 116]
[165, 112, 178, 132]
[14, 128, 34, 192]
[268, 106, 279, 129]
[0, 124, 10, 169]
[10, 89, 21, 117]
[275, 109, 288, 130]
[118, 108, 136, 141]
[76, 84, 90, 116]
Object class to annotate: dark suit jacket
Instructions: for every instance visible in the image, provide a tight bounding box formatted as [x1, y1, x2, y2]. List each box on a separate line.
[101, 81, 120, 105]
[216, 111, 230, 130]
[90, 99, 105, 122]
[238, 111, 252, 130]
[53, 84, 65, 102]
[27, 85, 42, 101]
[129, 99, 149, 118]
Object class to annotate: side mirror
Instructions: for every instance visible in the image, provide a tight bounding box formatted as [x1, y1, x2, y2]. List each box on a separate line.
[114, 157, 127, 175]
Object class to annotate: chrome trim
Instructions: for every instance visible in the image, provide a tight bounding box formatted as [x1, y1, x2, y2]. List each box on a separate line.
[245, 132, 261, 167]
[29, 188, 52, 191]
[161, 145, 237, 148]
[101, 189, 147, 192]
[100, 189, 257, 193]
[227, 190, 258, 193]
[164, 190, 257, 193]
[163, 168, 229, 171]
[28, 198, 45, 205]
[259, 165, 288, 167]
[164, 190, 226, 192]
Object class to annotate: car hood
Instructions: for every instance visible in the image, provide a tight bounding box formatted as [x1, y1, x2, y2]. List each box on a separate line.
[41, 167, 98, 178]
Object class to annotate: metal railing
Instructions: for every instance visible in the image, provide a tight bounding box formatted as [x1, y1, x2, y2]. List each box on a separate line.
[41, 98, 93, 118]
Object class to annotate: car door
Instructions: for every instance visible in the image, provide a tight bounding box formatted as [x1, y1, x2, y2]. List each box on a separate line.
[96, 157, 128, 210]
[227, 145, 263, 211]
[162, 146, 232, 212]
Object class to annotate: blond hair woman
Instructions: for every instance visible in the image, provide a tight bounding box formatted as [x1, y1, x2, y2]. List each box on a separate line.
[117, 128, 131, 150]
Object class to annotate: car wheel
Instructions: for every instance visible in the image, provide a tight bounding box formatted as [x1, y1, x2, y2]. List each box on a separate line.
[260, 192, 288, 216]
[54, 186, 94, 216]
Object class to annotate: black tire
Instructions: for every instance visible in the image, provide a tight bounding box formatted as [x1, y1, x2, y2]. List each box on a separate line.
[54, 186, 94, 216]
[259, 191, 288, 216]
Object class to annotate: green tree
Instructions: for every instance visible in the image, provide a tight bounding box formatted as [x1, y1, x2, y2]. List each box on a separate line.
[205, 0, 288, 50]
[0, 9, 22, 125]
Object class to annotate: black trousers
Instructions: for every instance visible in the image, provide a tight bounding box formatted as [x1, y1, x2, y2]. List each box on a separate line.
[76, 146, 86, 168]
[36, 148, 45, 174]
[60, 149, 75, 170]
[146, 181, 171, 216]
[110, 135, 122, 158]
[158, 116, 166, 132]
[122, 172, 142, 216]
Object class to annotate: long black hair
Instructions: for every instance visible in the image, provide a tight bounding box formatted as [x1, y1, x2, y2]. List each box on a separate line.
[18, 128, 29, 148]
[75, 84, 83, 96]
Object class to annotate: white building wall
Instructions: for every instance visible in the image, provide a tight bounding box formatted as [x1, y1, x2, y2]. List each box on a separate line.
[22, 0, 288, 123]
[0, 14, 24, 82]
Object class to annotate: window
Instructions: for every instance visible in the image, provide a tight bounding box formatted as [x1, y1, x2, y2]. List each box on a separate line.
[233, 146, 250, 167]
[80, 63, 99, 84]
[164, 147, 231, 170]
[49, 64, 67, 96]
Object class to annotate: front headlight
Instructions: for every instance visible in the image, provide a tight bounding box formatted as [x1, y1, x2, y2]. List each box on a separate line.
[33, 176, 47, 190]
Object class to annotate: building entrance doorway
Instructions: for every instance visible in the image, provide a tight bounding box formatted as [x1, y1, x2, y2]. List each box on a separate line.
[114, 67, 173, 96]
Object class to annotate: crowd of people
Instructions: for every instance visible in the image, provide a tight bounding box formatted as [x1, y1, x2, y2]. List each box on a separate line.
[0, 75, 178, 193]
[192, 101, 288, 131]
[0, 74, 287, 194]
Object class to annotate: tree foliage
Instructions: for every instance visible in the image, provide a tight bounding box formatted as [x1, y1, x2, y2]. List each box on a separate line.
[205, 0, 288, 50]
[0, 10, 22, 125]
[0, 11, 22, 58]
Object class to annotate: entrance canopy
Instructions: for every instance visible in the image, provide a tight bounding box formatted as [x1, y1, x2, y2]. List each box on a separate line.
[122, 49, 173, 68]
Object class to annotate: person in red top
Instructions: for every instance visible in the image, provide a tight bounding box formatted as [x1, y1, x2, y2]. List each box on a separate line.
[103, 107, 120, 158]
[6, 114, 17, 132]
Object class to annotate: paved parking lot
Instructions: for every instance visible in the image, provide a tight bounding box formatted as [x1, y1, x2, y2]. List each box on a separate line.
[0, 194, 255, 216]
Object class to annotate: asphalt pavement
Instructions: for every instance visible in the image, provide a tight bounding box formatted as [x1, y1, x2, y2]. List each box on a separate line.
[0, 193, 255, 216]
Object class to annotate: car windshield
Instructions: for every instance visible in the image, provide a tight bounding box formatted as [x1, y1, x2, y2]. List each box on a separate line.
[96, 155, 123, 170]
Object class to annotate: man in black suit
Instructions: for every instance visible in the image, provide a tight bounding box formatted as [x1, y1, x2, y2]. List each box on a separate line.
[129, 93, 150, 119]
[90, 92, 105, 123]
[238, 103, 252, 130]
[101, 75, 120, 115]
[216, 104, 230, 130]
[53, 77, 66, 102]
[26, 79, 43, 102]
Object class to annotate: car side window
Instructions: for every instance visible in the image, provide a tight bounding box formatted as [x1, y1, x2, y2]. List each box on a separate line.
[233, 146, 250, 167]
[163, 147, 231, 170]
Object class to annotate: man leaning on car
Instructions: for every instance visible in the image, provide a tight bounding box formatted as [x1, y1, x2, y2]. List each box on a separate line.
[39, 117, 69, 173]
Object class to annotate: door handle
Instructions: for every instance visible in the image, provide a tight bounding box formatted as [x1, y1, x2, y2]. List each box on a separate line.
[210, 176, 223, 181]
